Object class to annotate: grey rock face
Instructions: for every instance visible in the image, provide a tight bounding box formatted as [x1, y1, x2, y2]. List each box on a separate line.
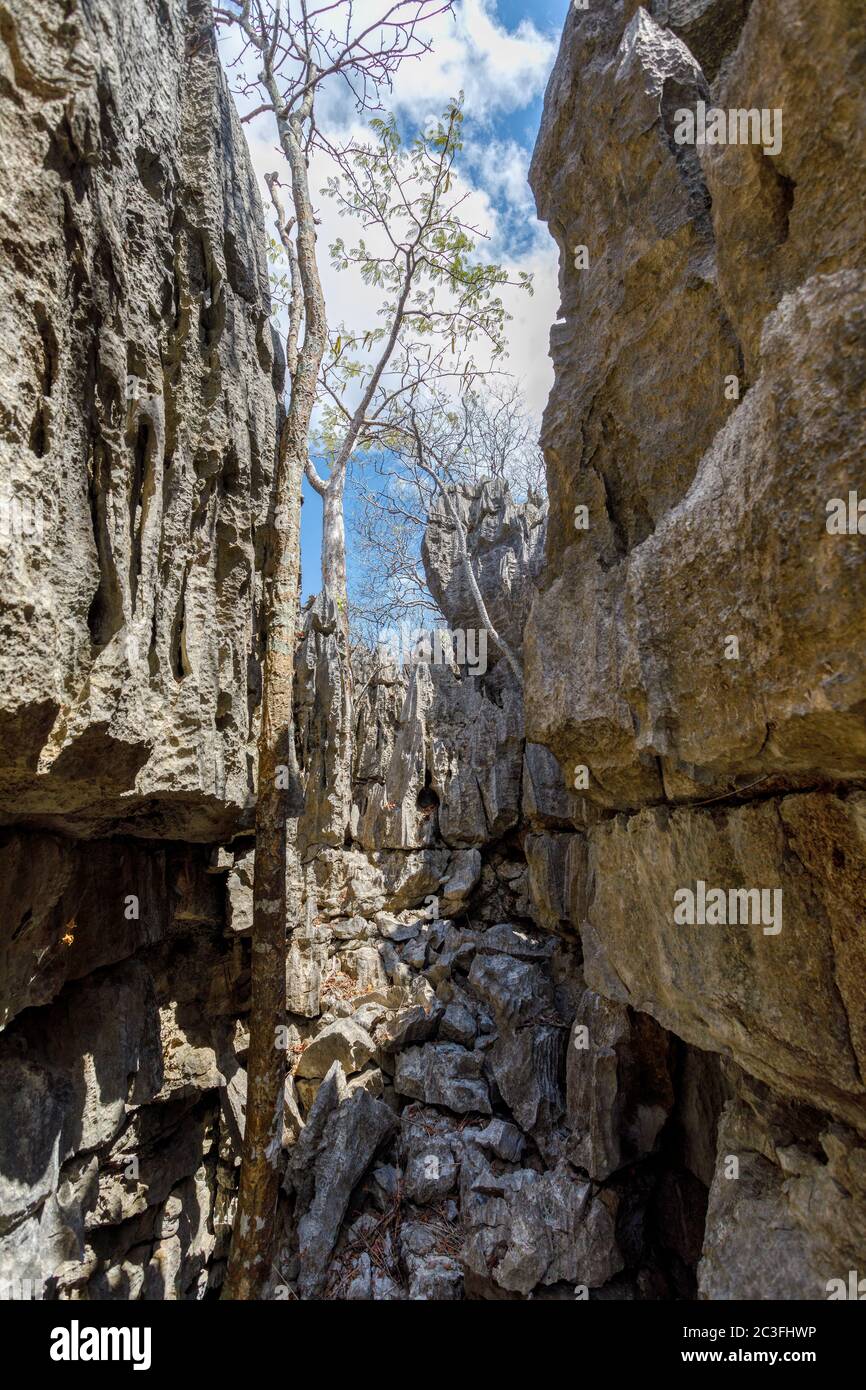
[471, 1119, 525, 1165]
[6, 0, 860, 1310]
[421, 478, 546, 668]
[294, 1084, 399, 1298]
[295, 594, 353, 850]
[404, 1136, 458, 1205]
[583, 794, 866, 1132]
[467, 952, 557, 1029]
[0, 831, 222, 1030]
[0, 0, 274, 1304]
[699, 1078, 866, 1300]
[524, 0, 866, 1301]
[295, 1019, 376, 1080]
[286, 925, 332, 1018]
[461, 1150, 622, 1296]
[0, 0, 279, 841]
[438, 848, 482, 917]
[439, 1001, 477, 1047]
[566, 991, 673, 1180]
[394, 1044, 492, 1116]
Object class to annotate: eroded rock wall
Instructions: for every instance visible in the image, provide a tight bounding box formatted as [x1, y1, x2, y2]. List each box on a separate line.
[526, 0, 866, 1298]
[0, 0, 278, 1299]
[0, 0, 281, 842]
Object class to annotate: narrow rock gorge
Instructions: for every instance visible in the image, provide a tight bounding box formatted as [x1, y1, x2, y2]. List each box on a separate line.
[0, 0, 863, 1305]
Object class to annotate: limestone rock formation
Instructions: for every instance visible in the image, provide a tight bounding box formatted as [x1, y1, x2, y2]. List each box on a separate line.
[525, 0, 866, 1300]
[0, 0, 280, 843]
[422, 477, 546, 669]
[0, 0, 277, 1301]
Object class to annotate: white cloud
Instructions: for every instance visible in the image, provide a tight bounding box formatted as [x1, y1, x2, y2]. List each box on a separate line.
[385, 0, 558, 124]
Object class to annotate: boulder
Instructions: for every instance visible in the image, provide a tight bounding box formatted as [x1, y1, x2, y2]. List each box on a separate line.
[393, 1044, 491, 1116]
[295, 1019, 376, 1080]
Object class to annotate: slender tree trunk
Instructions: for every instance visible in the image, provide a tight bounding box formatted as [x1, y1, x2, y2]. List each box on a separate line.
[322, 473, 349, 630]
[223, 100, 326, 1299]
[222, 429, 304, 1301]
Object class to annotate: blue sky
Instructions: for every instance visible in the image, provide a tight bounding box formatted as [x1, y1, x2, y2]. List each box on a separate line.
[223, 0, 568, 603]
[494, 0, 569, 144]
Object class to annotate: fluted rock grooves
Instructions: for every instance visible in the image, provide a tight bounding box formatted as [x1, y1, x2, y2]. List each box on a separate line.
[0, 0, 863, 1302]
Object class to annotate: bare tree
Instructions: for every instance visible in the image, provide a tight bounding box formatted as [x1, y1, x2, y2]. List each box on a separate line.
[300, 99, 528, 634]
[213, 0, 453, 1302]
[458, 378, 547, 501]
[351, 380, 544, 648]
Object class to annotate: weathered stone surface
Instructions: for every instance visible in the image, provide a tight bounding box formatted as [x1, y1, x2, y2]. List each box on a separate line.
[582, 793, 866, 1131]
[699, 1082, 866, 1300]
[477, 922, 557, 963]
[353, 654, 406, 786]
[404, 1133, 458, 1205]
[376, 1001, 444, 1055]
[471, 1119, 525, 1165]
[4, 0, 863, 1310]
[438, 848, 482, 917]
[529, 2, 739, 577]
[7, 960, 163, 1157]
[339, 943, 390, 996]
[0, 1056, 71, 1234]
[533, 275, 866, 807]
[357, 664, 435, 852]
[489, 1025, 565, 1137]
[0, 832, 226, 1032]
[468, 952, 557, 1029]
[650, 0, 750, 81]
[701, 0, 866, 378]
[295, 1019, 376, 1080]
[524, 832, 578, 932]
[439, 1001, 477, 1048]
[523, 742, 575, 827]
[0, 0, 274, 1303]
[225, 849, 254, 937]
[295, 1087, 398, 1298]
[525, 0, 866, 1300]
[154, 1002, 222, 1102]
[295, 594, 353, 850]
[429, 671, 524, 846]
[286, 925, 331, 1018]
[0, 0, 279, 841]
[422, 478, 546, 668]
[408, 1254, 463, 1300]
[393, 1044, 491, 1115]
[566, 991, 674, 1180]
[461, 1150, 622, 1295]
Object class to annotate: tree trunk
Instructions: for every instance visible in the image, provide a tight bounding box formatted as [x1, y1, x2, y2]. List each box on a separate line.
[221, 429, 304, 1301]
[322, 474, 349, 633]
[222, 90, 327, 1300]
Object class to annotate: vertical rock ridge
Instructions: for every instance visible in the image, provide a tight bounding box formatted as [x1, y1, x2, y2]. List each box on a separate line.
[0, 0, 278, 1299]
[525, 0, 866, 1299]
